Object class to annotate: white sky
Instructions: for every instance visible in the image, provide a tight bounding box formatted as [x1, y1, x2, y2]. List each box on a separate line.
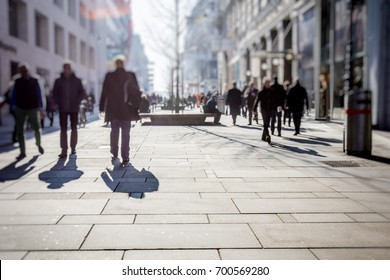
[132, 0, 198, 93]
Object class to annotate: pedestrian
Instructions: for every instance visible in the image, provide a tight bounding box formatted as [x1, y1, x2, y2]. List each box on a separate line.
[246, 82, 258, 125]
[99, 55, 141, 166]
[204, 94, 222, 124]
[254, 77, 275, 144]
[1, 82, 18, 143]
[52, 62, 84, 158]
[9, 63, 45, 160]
[286, 78, 310, 135]
[87, 91, 96, 114]
[283, 80, 292, 126]
[270, 76, 286, 136]
[139, 93, 150, 113]
[226, 82, 242, 125]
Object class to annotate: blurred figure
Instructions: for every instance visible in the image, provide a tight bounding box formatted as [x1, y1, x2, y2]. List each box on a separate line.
[254, 77, 275, 144]
[99, 55, 141, 166]
[1, 81, 18, 143]
[139, 94, 150, 113]
[53, 62, 84, 158]
[87, 91, 96, 114]
[270, 77, 286, 136]
[226, 82, 242, 125]
[10, 63, 45, 160]
[46, 90, 58, 127]
[283, 80, 291, 126]
[204, 94, 222, 124]
[246, 82, 258, 125]
[287, 78, 310, 135]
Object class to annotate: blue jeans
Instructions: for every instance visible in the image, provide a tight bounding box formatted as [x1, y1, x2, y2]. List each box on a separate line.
[110, 120, 131, 160]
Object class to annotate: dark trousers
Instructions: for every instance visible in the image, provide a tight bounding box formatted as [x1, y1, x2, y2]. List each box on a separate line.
[270, 110, 282, 135]
[15, 108, 41, 154]
[248, 106, 255, 124]
[110, 120, 131, 160]
[261, 111, 271, 140]
[292, 111, 303, 134]
[59, 112, 78, 152]
[230, 106, 240, 124]
[283, 109, 291, 126]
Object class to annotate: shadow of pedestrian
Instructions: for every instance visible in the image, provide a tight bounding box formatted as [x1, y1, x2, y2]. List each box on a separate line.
[270, 142, 326, 157]
[38, 156, 84, 189]
[0, 156, 39, 182]
[101, 162, 159, 199]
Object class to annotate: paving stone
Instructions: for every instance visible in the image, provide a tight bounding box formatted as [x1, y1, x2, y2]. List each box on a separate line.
[123, 250, 220, 260]
[135, 215, 208, 224]
[0, 251, 27, 260]
[316, 178, 390, 192]
[258, 193, 316, 199]
[223, 182, 333, 193]
[347, 213, 390, 222]
[342, 193, 390, 213]
[147, 168, 207, 178]
[234, 198, 372, 213]
[215, 169, 308, 178]
[103, 199, 239, 215]
[296, 167, 353, 178]
[0, 199, 107, 215]
[19, 193, 83, 200]
[311, 248, 390, 260]
[142, 193, 201, 199]
[24, 251, 124, 260]
[82, 224, 261, 250]
[0, 193, 23, 200]
[145, 181, 226, 193]
[201, 192, 259, 199]
[58, 215, 135, 224]
[277, 214, 298, 223]
[81, 193, 131, 199]
[0, 215, 61, 225]
[292, 214, 354, 223]
[313, 192, 346, 198]
[220, 249, 317, 260]
[0, 225, 91, 250]
[208, 214, 282, 224]
[251, 223, 390, 248]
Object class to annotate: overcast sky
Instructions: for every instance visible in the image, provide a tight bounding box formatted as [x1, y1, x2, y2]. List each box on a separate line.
[132, 0, 198, 93]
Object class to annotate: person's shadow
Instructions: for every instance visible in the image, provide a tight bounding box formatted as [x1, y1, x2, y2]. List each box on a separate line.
[0, 156, 39, 182]
[38, 156, 84, 189]
[101, 162, 159, 199]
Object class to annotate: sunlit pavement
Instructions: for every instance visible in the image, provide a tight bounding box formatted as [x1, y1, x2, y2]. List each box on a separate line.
[0, 111, 390, 260]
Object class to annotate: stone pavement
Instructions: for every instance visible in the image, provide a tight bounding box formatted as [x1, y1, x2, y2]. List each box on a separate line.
[0, 111, 390, 260]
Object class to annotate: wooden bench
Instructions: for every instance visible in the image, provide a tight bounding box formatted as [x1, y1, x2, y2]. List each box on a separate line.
[139, 113, 218, 125]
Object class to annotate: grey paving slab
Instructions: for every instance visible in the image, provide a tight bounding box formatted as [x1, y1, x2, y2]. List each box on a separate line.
[234, 198, 372, 213]
[292, 214, 355, 223]
[0, 199, 107, 215]
[81, 192, 131, 199]
[258, 193, 317, 199]
[19, 193, 84, 200]
[297, 167, 353, 178]
[58, 215, 135, 224]
[146, 168, 207, 178]
[277, 214, 298, 223]
[220, 249, 317, 260]
[251, 223, 390, 248]
[342, 193, 390, 213]
[82, 224, 261, 250]
[0, 251, 27, 260]
[311, 248, 390, 260]
[223, 182, 333, 193]
[147, 181, 226, 193]
[142, 193, 201, 199]
[0, 215, 61, 225]
[347, 213, 390, 223]
[215, 169, 308, 178]
[103, 199, 239, 215]
[316, 178, 390, 192]
[208, 214, 282, 224]
[0, 225, 91, 250]
[24, 251, 124, 260]
[0, 193, 24, 200]
[200, 192, 259, 199]
[135, 215, 208, 224]
[123, 250, 220, 260]
[313, 192, 346, 198]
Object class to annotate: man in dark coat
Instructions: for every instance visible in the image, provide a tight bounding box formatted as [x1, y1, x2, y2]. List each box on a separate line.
[226, 82, 242, 125]
[204, 94, 222, 124]
[246, 82, 258, 125]
[270, 76, 286, 136]
[99, 56, 141, 165]
[286, 78, 309, 135]
[254, 78, 276, 143]
[53, 62, 84, 158]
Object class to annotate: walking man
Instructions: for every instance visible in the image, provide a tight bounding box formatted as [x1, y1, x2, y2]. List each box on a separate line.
[10, 63, 45, 160]
[99, 55, 141, 166]
[246, 82, 258, 125]
[287, 78, 310, 135]
[53, 62, 84, 158]
[254, 77, 276, 144]
[270, 76, 286, 136]
[226, 82, 242, 125]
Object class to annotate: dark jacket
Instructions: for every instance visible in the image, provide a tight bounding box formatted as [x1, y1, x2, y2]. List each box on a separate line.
[99, 68, 141, 121]
[271, 82, 286, 109]
[204, 97, 219, 113]
[254, 87, 276, 113]
[287, 82, 309, 112]
[247, 87, 258, 108]
[52, 73, 84, 113]
[10, 76, 43, 110]
[226, 88, 242, 115]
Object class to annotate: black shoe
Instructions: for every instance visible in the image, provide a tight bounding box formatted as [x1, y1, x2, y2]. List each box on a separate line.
[266, 136, 271, 144]
[38, 146, 44, 154]
[248, 123, 252, 125]
[58, 153, 67, 159]
[71, 149, 76, 155]
[278, 132, 281, 137]
[121, 159, 130, 166]
[16, 153, 26, 160]
[294, 132, 299, 136]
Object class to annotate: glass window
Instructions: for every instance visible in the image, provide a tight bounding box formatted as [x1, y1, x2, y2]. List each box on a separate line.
[68, 0, 77, 19]
[35, 11, 49, 50]
[54, 24, 65, 56]
[8, 0, 27, 41]
[69, 33, 77, 62]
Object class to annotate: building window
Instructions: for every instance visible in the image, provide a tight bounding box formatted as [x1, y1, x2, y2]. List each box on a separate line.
[35, 11, 49, 50]
[89, 47, 95, 68]
[69, 33, 77, 62]
[8, 0, 27, 41]
[68, 0, 77, 19]
[53, 0, 64, 9]
[54, 24, 65, 56]
[80, 41, 87, 65]
[80, 2, 87, 28]
[260, 0, 268, 9]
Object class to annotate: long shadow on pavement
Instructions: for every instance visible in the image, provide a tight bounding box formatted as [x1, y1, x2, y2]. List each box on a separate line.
[101, 162, 159, 199]
[38, 156, 84, 189]
[270, 142, 326, 157]
[0, 155, 39, 182]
